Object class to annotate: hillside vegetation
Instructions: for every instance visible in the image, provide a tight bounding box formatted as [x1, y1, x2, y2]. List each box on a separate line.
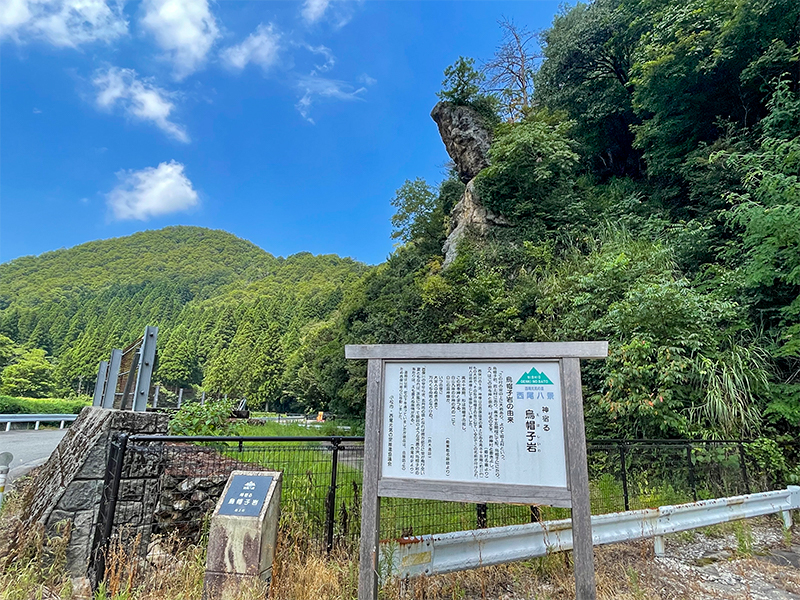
[0, 226, 368, 413]
[1, 0, 799, 443]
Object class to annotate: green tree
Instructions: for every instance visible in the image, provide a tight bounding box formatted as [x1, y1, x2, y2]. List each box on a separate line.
[0, 334, 21, 371]
[437, 56, 484, 105]
[1, 349, 55, 398]
[158, 339, 201, 388]
[476, 117, 580, 221]
[390, 178, 438, 244]
[535, 0, 648, 178]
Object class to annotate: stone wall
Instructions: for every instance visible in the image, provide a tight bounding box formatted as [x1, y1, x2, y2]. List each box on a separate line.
[23, 407, 168, 589]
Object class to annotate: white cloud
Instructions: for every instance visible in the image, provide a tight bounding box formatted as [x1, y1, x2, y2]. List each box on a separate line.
[141, 0, 219, 79]
[358, 73, 376, 86]
[300, 0, 330, 24]
[305, 44, 334, 74]
[0, 0, 127, 47]
[300, 0, 356, 28]
[221, 23, 280, 72]
[107, 160, 198, 221]
[295, 74, 365, 123]
[93, 67, 189, 142]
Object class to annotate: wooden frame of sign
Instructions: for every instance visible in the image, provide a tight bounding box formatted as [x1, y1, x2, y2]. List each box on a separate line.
[345, 342, 608, 600]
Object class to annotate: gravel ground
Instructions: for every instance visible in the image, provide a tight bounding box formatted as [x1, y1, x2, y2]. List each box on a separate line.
[646, 517, 800, 599]
[429, 515, 800, 600]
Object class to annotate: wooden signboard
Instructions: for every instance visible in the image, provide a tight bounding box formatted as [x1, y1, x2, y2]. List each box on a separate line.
[345, 342, 608, 600]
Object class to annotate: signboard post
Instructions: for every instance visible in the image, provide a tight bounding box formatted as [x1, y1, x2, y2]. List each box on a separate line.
[345, 342, 608, 600]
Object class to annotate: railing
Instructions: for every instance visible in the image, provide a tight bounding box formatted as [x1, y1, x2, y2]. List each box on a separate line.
[90, 433, 799, 587]
[387, 486, 800, 578]
[0, 413, 78, 431]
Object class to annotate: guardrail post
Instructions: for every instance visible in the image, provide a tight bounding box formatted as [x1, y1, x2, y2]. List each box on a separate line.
[686, 444, 697, 502]
[653, 535, 665, 557]
[4, 422, 9, 432]
[0, 453, 11, 506]
[738, 442, 751, 494]
[781, 510, 793, 530]
[59, 420, 65, 429]
[619, 443, 630, 511]
[34, 420, 40, 430]
[325, 438, 342, 553]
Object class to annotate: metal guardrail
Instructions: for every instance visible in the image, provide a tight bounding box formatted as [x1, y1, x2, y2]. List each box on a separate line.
[387, 486, 800, 578]
[0, 414, 78, 431]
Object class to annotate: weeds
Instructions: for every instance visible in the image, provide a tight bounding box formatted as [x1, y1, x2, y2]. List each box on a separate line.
[734, 520, 754, 557]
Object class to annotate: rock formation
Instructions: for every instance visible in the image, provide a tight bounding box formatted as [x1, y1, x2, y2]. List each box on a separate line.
[431, 101, 509, 267]
[430, 102, 492, 183]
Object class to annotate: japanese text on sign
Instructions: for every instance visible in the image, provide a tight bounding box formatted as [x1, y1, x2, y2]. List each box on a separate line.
[382, 362, 567, 488]
[218, 474, 274, 517]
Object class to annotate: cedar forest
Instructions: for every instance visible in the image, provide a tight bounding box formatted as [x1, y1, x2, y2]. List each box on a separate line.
[1, 0, 799, 444]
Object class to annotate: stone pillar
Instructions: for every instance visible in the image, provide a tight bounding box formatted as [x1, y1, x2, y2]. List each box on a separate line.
[22, 407, 168, 593]
[203, 471, 282, 600]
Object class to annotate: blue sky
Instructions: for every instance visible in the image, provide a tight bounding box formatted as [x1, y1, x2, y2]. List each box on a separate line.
[1, 0, 561, 265]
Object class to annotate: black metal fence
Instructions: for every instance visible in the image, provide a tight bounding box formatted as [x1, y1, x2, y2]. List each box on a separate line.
[92, 434, 798, 578]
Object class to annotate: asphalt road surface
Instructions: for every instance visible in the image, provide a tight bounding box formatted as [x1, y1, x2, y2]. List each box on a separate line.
[0, 429, 67, 486]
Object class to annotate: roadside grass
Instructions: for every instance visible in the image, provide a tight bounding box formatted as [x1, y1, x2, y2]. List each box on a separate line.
[235, 420, 355, 437]
[1, 471, 792, 600]
[0, 394, 90, 415]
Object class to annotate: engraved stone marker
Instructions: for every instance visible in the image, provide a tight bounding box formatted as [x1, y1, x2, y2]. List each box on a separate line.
[203, 470, 282, 600]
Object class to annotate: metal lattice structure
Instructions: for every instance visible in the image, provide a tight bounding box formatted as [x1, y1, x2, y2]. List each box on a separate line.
[92, 326, 158, 412]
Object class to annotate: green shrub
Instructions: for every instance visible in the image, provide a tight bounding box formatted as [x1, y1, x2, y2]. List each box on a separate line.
[0, 395, 90, 415]
[169, 399, 236, 436]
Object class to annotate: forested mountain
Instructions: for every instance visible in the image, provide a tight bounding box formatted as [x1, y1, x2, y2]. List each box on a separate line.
[0, 226, 369, 411]
[2, 0, 799, 442]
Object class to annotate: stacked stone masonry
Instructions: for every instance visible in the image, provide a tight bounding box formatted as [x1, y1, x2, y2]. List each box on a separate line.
[24, 407, 168, 583]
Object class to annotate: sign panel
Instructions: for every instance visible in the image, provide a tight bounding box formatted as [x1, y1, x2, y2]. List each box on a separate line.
[218, 473, 274, 517]
[382, 361, 566, 489]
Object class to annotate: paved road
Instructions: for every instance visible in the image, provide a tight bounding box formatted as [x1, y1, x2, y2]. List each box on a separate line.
[0, 429, 67, 485]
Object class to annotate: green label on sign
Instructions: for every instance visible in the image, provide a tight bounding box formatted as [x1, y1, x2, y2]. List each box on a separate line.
[516, 367, 554, 385]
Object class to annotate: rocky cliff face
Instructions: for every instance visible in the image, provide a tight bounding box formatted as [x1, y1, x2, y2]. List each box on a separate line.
[430, 102, 509, 267]
[441, 181, 509, 266]
[430, 102, 492, 183]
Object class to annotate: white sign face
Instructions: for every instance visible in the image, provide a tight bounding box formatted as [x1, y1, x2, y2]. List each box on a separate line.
[381, 361, 567, 489]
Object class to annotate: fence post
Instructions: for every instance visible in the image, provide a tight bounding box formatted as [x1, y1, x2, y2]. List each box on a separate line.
[102, 349, 122, 409]
[686, 443, 697, 502]
[738, 442, 751, 494]
[92, 433, 128, 586]
[92, 361, 109, 407]
[325, 437, 341, 553]
[133, 326, 158, 412]
[619, 443, 630, 511]
[476, 504, 488, 529]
